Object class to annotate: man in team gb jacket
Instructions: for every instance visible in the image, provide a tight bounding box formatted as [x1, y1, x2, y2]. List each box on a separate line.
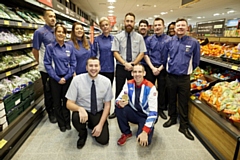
[115, 64, 158, 147]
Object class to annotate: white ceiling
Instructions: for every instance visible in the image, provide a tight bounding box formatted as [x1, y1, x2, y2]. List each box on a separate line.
[71, 0, 240, 28]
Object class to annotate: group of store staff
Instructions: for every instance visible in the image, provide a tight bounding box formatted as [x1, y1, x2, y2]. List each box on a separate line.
[32, 9, 200, 149]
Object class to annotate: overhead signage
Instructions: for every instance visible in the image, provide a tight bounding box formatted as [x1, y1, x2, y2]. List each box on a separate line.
[38, 0, 53, 7]
[197, 19, 225, 35]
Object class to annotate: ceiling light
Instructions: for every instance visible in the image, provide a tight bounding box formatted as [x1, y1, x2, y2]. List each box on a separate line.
[227, 10, 235, 14]
[137, 4, 139, 7]
[202, 16, 205, 18]
[107, 0, 116, 2]
[213, 13, 220, 16]
[154, 15, 159, 18]
[160, 12, 168, 15]
[108, 13, 113, 16]
[170, 10, 173, 12]
[108, 6, 115, 9]
[148, 17, 153, 19]
[188, 18, 191, 21]
[197, 16, 202, 19]
[108, 10, 114, 13]
[154, 5, 156, 7]
[222, 13, 225, 15]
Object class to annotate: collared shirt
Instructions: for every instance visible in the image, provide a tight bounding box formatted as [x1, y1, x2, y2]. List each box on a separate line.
[140, 35, 149, 66]
[67, 40, 92, 75]
[92, 34, 114, 72]
[44, 41, 76, 82]
[145, 33, 171, 66]
[65, 73, 113, 112]
[111, 30, 147, 65]
[32, 24, 55, 72]
[163, 35, 200, 75]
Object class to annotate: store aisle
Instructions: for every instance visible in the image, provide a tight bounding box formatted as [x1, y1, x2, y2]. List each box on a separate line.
[12, 112, 214, 160]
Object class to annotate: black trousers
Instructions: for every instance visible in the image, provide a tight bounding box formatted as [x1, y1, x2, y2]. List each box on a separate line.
[167, 73, 190, 129]
[99, 72, 114, 86]
[145, 65, 167, 111]
[115, 64, 133, 98]
[72, 111, 109, 145]
[40, 71, 54, 115]
[50, 77, 72, 128]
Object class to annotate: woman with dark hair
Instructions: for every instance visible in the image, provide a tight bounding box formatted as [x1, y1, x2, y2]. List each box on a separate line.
[166, 22, 176, 36]
[68, 22, 92, 75]
[44, 24, 76, 132]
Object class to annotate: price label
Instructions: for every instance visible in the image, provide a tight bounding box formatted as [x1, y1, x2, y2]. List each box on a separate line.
[35, 24, 38, 28]
[4, 20, 9, 25]
[231, 65, 238, 70]
[29, 24, 32, 27]
[31, 108, 37, 114]
[26, 44, 31, 48]
[6, 71, 11, 76]
[6, 46, 12, 51]
[0, 139, 7, 149]
[17, 22, 22, 26]
[190, 95, 196, 100]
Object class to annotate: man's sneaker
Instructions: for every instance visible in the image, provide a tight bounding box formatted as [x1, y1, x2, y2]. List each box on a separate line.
[117, 133, 132, 146]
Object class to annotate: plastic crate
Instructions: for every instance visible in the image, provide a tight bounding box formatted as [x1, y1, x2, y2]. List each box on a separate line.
[23, 94, 34, 110]
[3, 92, 21, 113]
[6, 103, 24, 124]
[21, 84, 34, 101]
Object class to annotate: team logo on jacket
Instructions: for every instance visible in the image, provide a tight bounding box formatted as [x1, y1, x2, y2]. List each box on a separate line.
[185, 45, 191, 52]
[153, 92, 157, 96]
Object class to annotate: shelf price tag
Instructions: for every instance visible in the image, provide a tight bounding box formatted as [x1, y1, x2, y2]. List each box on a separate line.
[31, 108, 37, 114]
[17, 22, 22, 26]
[26, 44, 31, 48]
[5, 71, 11, 76]
[29, 24, 32, 27]
[6, 46, 12, 51]
[231, 65, 238, 70]
[4, 20, 9, 25]
[190, 95, 196, 100]
[0, 139, 7, 149]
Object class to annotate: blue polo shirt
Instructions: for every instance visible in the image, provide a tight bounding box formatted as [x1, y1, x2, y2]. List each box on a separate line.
[44, 41, 76, 82]
[32, 24, 55, 72]
[163, 35, 200, 75]
[67, 40, 92, 75]
[140, 35, 149, 66]
[92, 34, 114, 72]
[145, 33, 171, 67]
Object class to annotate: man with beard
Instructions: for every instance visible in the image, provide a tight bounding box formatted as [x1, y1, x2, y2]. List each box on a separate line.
[66, 57, 113, 149]
[144, 17, 171, 120]
[163, 18, 200, 140]
[109, 13, 146, 119]
[138, 19, 149, 66]
[32, 9, 57, 123]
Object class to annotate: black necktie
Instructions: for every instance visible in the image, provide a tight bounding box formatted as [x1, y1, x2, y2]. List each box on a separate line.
[91, 80, 97, 115]
[126, 33, 132, 62]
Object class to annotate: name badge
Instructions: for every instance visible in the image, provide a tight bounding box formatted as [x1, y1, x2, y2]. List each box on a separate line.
[185, 45, 191, 52]
[66, 50, 70, 57]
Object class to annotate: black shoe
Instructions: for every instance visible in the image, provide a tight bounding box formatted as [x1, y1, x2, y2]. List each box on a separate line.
[66, 125, 71, 130]
[109, 112, 116, 119]
[49, 116, 57, 123]
[179, 128, 194, 140]
[163, 119, 177, 128]
[159, 110, 167, 120]
[60, 126, 66, 132]
[77, 131, 87, 149]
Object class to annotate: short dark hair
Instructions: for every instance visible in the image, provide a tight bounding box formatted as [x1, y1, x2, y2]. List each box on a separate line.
[176, 18, 188, 25]
[132, 63, 145, 72]
[167, 22, 176, 35]
[139, 19, 149, 26]
[154, 17, 165, 25]
[55, 21, 65, 27]
[86, 57, 100, 65]
[125, 12, 135, 20]
[43, 9, 54, 16]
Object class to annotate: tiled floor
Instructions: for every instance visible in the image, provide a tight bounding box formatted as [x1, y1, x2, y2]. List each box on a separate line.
[12, 110, 214, 160]
[12, 79, 214, 160]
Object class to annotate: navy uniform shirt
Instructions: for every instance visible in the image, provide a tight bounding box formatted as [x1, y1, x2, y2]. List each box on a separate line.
[163, 35, 200, 75]
[140, 35, 150, 66]
[32, 24, 55, 72]
[92, 34, 114, 73]
[67, 40, 92, 75]
[44, 41, 76, 82]
[145, 33, 171, 67]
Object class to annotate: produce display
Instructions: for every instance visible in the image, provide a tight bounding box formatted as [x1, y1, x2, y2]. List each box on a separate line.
[8, 51, 35, 65]
[0, 4, 24, 22]
[0, 69, 41, 100]
[10, 28, 33, 43]
[190, 67, 207, 81]
[191, 75, 217, 91]
[0, 54, 18, 72]
[0, 28, 21, 46]
[199, 80, 240, 122]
